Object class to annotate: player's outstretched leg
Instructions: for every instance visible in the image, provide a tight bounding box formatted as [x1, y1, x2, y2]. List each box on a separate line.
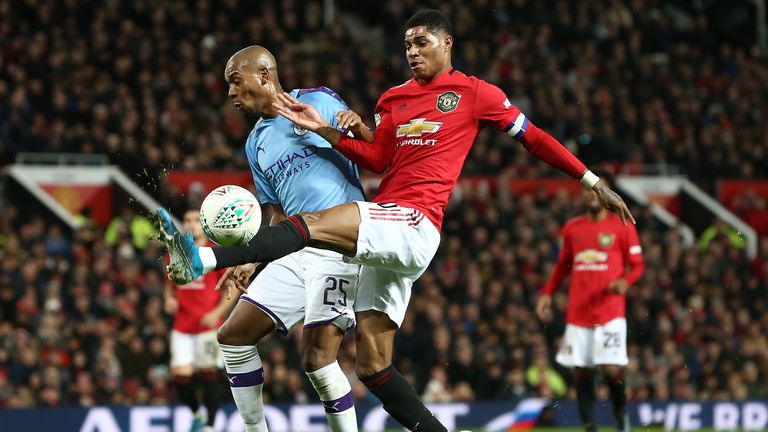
[155, 207, 314, 284]
[217, 302, 275, 432]
[602, 365, 630, 432]
[355, 312, 447, 432]
[303, 325, 358, 431]
[573, 368, 597, 432]
[156, 203, 362, 284]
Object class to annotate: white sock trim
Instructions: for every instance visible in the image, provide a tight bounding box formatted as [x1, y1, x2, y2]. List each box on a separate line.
[220, 344, 262, 374]
[306, 361, 352, 399]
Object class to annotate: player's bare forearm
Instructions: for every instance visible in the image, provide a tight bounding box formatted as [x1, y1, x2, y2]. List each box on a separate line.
[353, 126, 375, 143]
[163, 282, 178, 314]
[164, 282, 175, 299]
[314, 125, 343, 146]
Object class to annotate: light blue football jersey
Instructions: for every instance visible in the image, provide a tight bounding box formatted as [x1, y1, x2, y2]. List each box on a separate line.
[245, 87, 365, 216]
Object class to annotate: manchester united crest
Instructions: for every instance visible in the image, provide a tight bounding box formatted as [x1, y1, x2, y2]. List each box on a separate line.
[436, 91, 461, 113]
[598, 232, 615, 247]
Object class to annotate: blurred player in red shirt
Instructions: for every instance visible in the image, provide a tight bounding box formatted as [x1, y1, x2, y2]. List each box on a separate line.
[164, 209, 234, 432]
[536, 172, 644, 432]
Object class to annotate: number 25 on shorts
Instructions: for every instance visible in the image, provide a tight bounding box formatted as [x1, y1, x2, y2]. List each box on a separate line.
[323, 276, 349, 307]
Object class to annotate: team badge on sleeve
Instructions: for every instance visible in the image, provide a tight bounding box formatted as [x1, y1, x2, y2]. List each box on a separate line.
[436, 91, 461, 113]
[598, 233, 615, 247]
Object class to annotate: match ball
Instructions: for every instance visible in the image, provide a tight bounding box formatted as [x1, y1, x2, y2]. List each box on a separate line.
[200, 185, 261, 246]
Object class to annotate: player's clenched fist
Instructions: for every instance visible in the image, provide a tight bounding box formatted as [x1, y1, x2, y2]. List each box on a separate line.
[336, 110, 365, 134]
[336, 109, 375, 142]
[607, 278, 629, 295]
[536, 294, 552, 323]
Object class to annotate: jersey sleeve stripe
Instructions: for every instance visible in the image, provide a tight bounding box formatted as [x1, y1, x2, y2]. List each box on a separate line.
[505, 113, 529, 139]
[296, 86, 345, 104]
[629, 245, 642, 254]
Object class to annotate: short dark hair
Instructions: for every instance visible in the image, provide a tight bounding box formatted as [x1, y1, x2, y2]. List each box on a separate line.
[405, 9, 452, 37]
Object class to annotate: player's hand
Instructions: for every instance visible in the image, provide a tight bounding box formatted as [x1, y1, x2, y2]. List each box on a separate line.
[336, 110, 366, 135]
[215, 264, 257, 299]
[273, 92, 328, 132]
[200, 310, 220, 328]
[536, 295, 552, 323]
[164, 295, 178, 315]
[607, 278, 629, 295]
[593, 179, 636, 226]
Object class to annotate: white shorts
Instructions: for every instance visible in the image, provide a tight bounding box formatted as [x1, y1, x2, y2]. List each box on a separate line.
[170, 329, 223, 369]
[556, 317, 629, 368]
[241, 248, 360, 334]
[347, 202, 441, 327]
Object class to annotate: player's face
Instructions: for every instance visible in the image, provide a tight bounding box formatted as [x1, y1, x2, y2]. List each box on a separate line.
[182, 210, 205, 242]
[404, 26, 452, 81]
[225, 60, 270, 114]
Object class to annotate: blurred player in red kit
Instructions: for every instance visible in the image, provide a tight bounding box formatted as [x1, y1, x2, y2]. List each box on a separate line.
[164, 209, 235, 432]
[536, 172, 644, 432]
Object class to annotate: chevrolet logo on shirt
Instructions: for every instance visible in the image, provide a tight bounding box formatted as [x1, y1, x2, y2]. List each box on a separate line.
[396, 118, 442, 137]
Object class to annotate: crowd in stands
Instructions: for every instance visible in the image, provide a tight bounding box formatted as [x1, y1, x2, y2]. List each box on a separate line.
[1, 0, 768, 410]
[2, 0, 767, 183]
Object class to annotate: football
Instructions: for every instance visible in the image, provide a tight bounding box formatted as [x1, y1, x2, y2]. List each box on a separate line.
[199, 185, 262, 246]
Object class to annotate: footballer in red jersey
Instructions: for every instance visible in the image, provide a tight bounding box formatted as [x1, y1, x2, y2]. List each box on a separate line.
[537, 172, 644, 432]
[164, 209, 234, 432]
[157, 10, 635, 432]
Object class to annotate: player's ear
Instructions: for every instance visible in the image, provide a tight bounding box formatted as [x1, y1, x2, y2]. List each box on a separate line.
[444, 35, 452, 52]
[259, 66, 270, 85]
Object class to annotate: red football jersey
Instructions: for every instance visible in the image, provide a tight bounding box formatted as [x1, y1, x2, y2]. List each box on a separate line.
[172, 269, 226, 334]
[541, 213, 644, 326]
[336, 68, 587, 231]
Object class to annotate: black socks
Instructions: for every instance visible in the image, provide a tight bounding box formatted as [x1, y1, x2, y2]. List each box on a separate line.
[197, 370, 222, 427]
[574, 371, 596, 432]
[173, 375, 199, 413]
[607, 370, 628, 428]
[360, 365, 447, 432]
[213, 215, 310, 269]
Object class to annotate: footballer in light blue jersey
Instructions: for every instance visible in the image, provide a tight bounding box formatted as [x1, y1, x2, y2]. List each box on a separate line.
[158, 47, 369, 432]
[245, 87, 365, 213]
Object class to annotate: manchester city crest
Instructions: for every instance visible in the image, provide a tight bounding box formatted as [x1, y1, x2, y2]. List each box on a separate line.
[436, 91, 461, 113]
[293, 124, 309, 136]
